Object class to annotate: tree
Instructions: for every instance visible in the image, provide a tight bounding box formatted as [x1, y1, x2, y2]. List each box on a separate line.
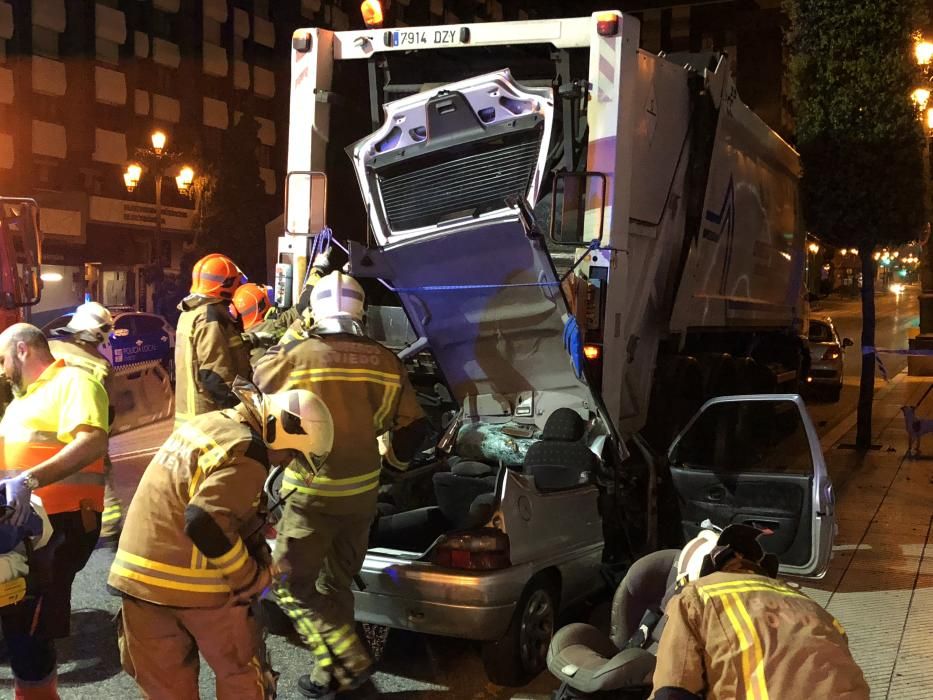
[197, 108, 275, 283]
[784, 0, 927, 448]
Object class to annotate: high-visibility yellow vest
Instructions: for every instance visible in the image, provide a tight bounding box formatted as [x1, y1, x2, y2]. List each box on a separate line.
[0, 360, 108, 514]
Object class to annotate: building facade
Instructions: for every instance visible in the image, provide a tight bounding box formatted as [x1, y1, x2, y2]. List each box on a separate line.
[0, 0, 786, 320]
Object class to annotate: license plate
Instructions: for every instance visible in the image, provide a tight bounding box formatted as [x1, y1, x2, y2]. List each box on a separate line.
[385, 28, 461, 49]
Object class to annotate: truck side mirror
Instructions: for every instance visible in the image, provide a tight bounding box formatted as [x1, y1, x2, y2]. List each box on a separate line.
[842, 337, 853, 348]
[548, 171, 607, 247]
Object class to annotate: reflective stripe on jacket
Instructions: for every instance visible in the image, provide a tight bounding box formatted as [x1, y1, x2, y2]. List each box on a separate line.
[107, 408, 269, 608]
[0, 359, 109, 514]
[174, 296, 251, 426]
[650, 567, 870, 700]
[253, 333, 424, 515]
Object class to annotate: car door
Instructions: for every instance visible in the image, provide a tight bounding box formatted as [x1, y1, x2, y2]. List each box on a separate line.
[666, 394, 834, 578]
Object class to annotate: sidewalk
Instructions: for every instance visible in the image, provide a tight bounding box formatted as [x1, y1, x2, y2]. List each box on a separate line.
[799, 372, 933, 699]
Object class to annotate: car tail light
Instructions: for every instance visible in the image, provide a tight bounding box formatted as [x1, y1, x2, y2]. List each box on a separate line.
[432, 529, 510, 570]
[822, 346, 841, 361]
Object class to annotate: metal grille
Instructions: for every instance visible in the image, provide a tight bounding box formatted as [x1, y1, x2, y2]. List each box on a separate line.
[376, 136, 542, 232]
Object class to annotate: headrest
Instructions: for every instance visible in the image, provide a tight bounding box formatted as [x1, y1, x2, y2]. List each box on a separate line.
[542, 408, 586, 442]
[451, 460, 494, 477]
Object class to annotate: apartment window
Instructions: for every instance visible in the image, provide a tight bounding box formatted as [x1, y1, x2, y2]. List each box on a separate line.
[0, 40, 6, 64]
[35, 159, 62, 191]
[32, 26, 60, 58]
[152, 10, 173, 39]
[96, 37, 120, 65]
[154, 65, 174, 94]
[33, 95, 64, 124]
[202, 128, 222, 156]
[255, 0, 270, 18]
[204, 18, 222, 45]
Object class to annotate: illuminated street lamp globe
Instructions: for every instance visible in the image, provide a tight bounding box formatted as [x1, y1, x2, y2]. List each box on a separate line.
[175, 166, 195, 195]
[150, 130, 167, 154]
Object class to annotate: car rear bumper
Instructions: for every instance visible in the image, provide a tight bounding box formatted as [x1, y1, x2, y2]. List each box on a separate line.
[352, 544, 603, 641]
[809, 363, 842, 385]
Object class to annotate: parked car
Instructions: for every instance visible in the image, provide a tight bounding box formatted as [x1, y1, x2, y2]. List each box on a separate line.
[41, 308, 175, 374]
[807, 316, 852, 402]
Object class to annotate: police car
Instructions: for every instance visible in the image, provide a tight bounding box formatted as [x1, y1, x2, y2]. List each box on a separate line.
[41, 308, 175, 376]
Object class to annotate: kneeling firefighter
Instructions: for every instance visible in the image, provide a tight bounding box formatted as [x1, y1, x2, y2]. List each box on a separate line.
[253, 271, 429, 699]
[650, 524, 869, 700]
[108, 379, 334, 700]
[48, 302, 123, 545]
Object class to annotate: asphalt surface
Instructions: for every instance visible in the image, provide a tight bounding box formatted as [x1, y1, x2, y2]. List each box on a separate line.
[806, 287, 918, 440]
[0, 290, 918, 698]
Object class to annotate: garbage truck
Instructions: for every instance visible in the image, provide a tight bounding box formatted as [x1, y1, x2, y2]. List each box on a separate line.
[276, 10, 833, 682]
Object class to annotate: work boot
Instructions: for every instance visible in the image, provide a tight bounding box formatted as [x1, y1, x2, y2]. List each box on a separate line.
[296, 676, 335, 700]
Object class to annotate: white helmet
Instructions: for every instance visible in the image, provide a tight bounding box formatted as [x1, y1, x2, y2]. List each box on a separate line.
[262, 389, 334, 476]
[63, 302, 113, 343]
[675, 529, 720, 587]
[309, 271, 365, 323]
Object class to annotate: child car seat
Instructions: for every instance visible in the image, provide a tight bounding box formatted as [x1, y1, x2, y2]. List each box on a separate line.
[546, 549, 680, 696]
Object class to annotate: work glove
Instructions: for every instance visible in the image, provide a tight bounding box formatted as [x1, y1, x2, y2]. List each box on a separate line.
[311, 247, 333, 274]
[229, 564, 274, 607]
[243, 331, 277, 349]
[1, 473, 34, 527]
[563, 314, 585, 379]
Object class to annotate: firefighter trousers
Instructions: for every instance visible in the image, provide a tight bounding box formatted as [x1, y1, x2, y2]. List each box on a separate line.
[273, 501, 373, 688]
[118, 596, 274, 700]
[101, 454, 123, 538]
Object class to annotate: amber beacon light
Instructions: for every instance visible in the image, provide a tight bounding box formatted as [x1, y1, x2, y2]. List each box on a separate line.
[596, 12, 619, 37]
[361, 0, 384, 28]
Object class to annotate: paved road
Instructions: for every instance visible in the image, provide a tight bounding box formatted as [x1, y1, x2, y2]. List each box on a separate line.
[807, 287, 919, 441]
[2, 290, 915, 698]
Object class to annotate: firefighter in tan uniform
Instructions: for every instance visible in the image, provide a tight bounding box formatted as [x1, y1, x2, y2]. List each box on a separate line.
[253, 272, 428, 699]
[175, 253, 251, 427]
[650, 525, 869, 700]
[108, 379, 335, 700]
[48, 302, 124, 544]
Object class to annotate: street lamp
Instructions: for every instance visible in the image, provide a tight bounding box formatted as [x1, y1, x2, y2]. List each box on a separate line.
[122, 130, 195, 267]
[917, 39, 933, 65]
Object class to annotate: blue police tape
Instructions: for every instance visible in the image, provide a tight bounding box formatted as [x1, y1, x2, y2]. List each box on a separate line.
[862, 346, 933, 356]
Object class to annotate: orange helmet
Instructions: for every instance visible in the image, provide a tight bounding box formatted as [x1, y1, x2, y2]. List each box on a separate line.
[191, 253, 246, 300]
[233, 283, 273, 330]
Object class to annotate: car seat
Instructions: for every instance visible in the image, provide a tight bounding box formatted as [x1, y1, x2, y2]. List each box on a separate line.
[546, 548, 679, 696]
[432, 460, 497, 530]
[523, 408, 598, 490]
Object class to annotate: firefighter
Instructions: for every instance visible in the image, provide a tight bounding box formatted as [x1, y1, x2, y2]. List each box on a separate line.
[108, 378, 335, 700]
[175, 253, 251, 427]
[0, 323, 109, 698]
[48, 301, 124, 546]
[650, 524, 870, 700]
[234, 283, 277, 366]
[253, 271, 428, 699]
